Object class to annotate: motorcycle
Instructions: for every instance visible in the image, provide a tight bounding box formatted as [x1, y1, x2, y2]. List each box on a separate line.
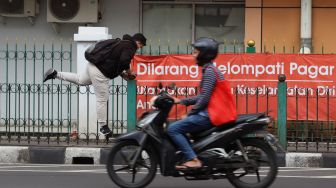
[107, 84, 283, 188]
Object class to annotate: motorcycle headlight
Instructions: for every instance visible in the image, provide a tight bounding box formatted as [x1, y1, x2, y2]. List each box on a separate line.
[137, 111, 160, 128]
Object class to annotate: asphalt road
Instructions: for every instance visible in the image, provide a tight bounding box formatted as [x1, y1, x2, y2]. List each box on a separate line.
[0, 164, 335, 188]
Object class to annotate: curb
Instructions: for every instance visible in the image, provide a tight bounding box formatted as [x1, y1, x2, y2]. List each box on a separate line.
[0, 146, 335, 167]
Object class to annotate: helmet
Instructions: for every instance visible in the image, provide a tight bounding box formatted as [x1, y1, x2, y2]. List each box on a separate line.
[192, 37, 219, 66]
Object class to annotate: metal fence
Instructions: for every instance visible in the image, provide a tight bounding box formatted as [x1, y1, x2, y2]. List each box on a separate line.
[0, 41, 129, 145]
[0, 40, 335, 152]
[138, 40, 329, 55]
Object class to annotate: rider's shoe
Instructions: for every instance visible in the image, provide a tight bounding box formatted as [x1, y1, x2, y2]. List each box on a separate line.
[100, 125, 112, 137]
[175, 158, 203, 170]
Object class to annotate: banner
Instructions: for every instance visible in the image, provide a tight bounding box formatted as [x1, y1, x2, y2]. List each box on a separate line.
[132, 54, 336, 121]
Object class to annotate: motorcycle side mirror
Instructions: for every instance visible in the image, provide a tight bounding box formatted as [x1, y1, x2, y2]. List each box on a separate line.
[158, 82, 163, 89]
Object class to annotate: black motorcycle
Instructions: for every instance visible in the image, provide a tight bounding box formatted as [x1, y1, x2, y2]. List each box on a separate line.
[107, 85, 282, 188]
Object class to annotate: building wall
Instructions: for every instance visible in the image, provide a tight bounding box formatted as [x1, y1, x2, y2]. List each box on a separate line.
[0, 0, 140, 83]
[312, 2, 336, 54]
[0, 0, 140, 42]
[245, 0, 336, 53]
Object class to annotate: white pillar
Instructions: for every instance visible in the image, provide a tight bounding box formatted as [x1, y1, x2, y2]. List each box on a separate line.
[300, 0, 312, 54]
[74, 27, 112, 137]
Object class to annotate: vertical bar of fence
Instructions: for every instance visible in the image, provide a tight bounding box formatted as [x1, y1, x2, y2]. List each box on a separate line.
[28, 84, 31, 144]
[327, 89, 330, 150]
[5, 42, 8, 135]
[67, 85, 70, 144]
[18, 84, 21, 143]
[127, 80, 137, 132]
[185, 86, 188, 115]
[47, 84, 50, 144]
[69, 42, 73, 144]
[158, 39, 161, 55]
[177, 40, 180, 54]
[105, 100, 108, 143]
[167, 39, 170, 54]
[256, 87, 259, 112]
[60, 43, 63, 137]
[42, 43, 45, 135]
[14, 42, 18, 134]
[245, 87, 248, 114]
[305, 88, 309, 146]
[111, 79, 115, 134]
[277, 75, 287, 150]
[33, 42, 36, 136]
[24, 42, 27, 137]
[223, 40, 227, 53]
[57, 84, 60, 144]
[51, 43, 54, 136]
[86, 86, 89, 144]
[316, 88, 319, 150]
[235, 87, 238, 112]
[266, 87, 269, 116]
[38, 85, 40, 144]
[273, 42, 276, 53]
[8, 84, 11, 142]
[295, 88, 300, 145]
[116, 85, 119, 135]
[121, 81, 125, 134]
[76, 86, 79, 144]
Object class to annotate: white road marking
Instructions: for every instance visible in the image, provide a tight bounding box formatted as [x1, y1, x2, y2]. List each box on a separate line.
[0, 165, 335, 179]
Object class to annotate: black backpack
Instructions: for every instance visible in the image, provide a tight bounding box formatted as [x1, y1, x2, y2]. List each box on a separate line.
[84, 38, 121, 64]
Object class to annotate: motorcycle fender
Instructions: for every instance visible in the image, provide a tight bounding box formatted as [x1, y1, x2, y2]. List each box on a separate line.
[254, 131, 286, 152]
[116, 131, 147, 145]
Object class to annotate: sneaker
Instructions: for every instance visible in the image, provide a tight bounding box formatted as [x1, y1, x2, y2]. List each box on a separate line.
[100, 125, 112, 136]
[43, 68, 57, 82]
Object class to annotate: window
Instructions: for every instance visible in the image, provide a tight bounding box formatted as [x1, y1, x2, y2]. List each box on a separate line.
[142, 1, 245, 54]
[142, 4, 192, 54]
[195, 4, 245, 52]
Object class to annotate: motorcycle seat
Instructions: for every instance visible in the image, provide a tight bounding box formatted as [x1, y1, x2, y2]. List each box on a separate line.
[192, 113, 266, 139]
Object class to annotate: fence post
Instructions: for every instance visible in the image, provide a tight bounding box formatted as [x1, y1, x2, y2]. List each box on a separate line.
[127, 80, 137, 132]
[246, 40, 256, 53]
[277, 74, 287, 150]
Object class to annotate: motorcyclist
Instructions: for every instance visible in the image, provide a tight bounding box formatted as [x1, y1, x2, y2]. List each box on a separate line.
[168, 37, 225, 169]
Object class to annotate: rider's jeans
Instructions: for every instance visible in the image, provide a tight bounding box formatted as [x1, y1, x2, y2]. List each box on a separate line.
[56, 63, 110, 126]
[167, 114, 212, 161]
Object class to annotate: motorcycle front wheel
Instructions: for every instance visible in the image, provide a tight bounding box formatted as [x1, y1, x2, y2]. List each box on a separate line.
[107, 140, 158, 188]
[226, 138, 278, 188]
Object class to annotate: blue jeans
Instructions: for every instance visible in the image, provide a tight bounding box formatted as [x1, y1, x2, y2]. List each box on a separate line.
[167, 114, 212, 161]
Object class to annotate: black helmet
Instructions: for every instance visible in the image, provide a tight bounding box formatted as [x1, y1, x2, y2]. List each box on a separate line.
[191, 37, 219, 66]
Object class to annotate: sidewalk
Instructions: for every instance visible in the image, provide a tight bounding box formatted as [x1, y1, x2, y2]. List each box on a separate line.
[0, 145, 335, 167]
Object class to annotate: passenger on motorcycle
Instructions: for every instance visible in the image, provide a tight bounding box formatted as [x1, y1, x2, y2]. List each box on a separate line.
[168, 37, 225, 170]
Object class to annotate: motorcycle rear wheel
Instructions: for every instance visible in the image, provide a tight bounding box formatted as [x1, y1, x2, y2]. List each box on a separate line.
[107, 140, 158, 188]
[226, 138, 278, 188]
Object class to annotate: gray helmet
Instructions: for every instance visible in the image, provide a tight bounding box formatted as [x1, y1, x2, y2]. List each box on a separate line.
[191, 37, 219, 66]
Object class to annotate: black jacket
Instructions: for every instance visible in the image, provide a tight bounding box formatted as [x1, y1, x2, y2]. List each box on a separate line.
[95, 34, 137, 79]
